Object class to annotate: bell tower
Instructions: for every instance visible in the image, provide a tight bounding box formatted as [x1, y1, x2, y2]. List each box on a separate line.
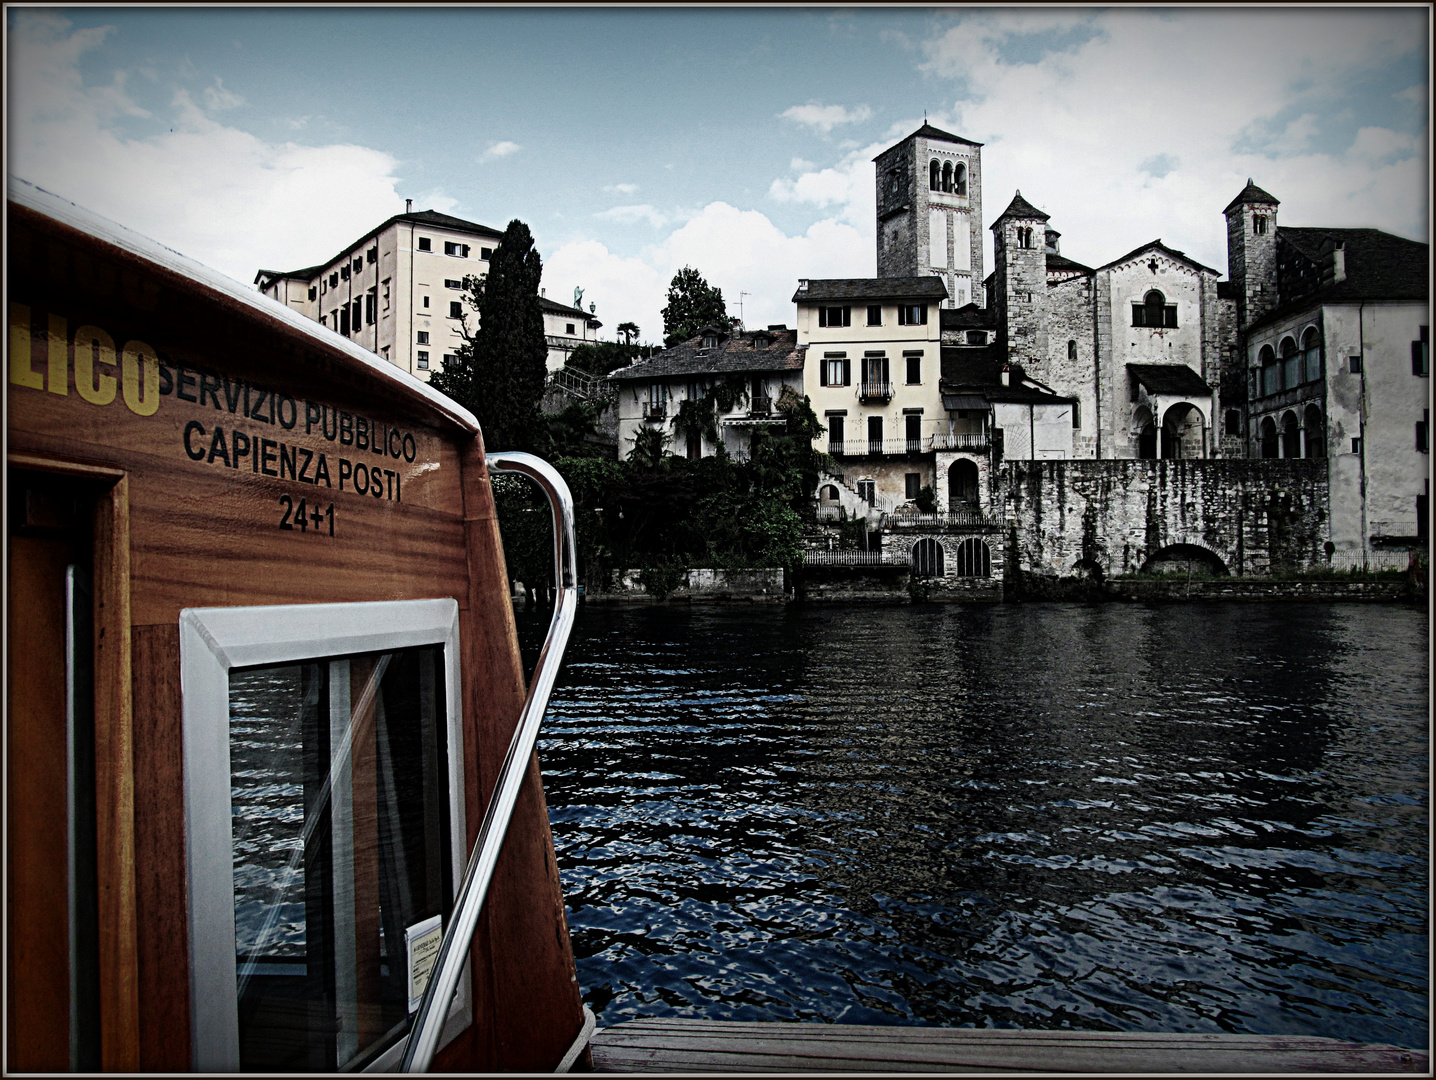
[874, 123, 984, 307]
[1224, 179, 1280, 330]
[991, 191, 1049, 369]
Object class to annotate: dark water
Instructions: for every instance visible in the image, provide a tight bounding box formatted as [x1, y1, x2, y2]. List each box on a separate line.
[520, 602, 1429, 1048]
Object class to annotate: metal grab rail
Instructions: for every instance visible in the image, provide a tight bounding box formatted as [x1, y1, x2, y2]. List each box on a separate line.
[401, 451, 579, 1073]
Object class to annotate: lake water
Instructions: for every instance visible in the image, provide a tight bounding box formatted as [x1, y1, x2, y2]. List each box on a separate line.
[520, 601, 1429, 1049]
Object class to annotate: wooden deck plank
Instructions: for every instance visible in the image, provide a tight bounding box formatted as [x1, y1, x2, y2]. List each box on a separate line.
[589, 1019, 1428, 1073]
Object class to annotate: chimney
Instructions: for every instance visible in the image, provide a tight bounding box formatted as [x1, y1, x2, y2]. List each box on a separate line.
[1332, 243, 1346, 284]
[405, 198, 413, 213]
[1000, 364, 1011, 387]
[541, 288, 546, 298]
[797, 279, 809, 292]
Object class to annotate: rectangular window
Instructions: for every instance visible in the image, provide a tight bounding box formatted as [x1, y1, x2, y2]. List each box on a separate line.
[905, 472, 921, 500]
[423, 296, 430, 309]
[444, 279, 462, 290]
[1225, 409, 1241, 437]
[367, 247, 378, 265]
[822, 356, 848, 386]
[339, 306, 350, 336]
[330, 273, 339, 288]
[352, 258, 362, 273]
[905, 414, 921, 452]
[905, 355, 921, 384]
[1418, 410, 1429, 453]
[180, 600, 469, 1073]
[382, 281, 391, 311]
[1262, 365, 1281, 396]
[451, 302, 463, 319]
[308, 286, 317, 301]
[1072, 401, 1081, 428]
[867, 305, 882, 326]
[1414, 327, 1429, 376]
[444, 242, 459, 256]
[867, 415, 883, 452]
[416, 331, 430, 345]
[818, 306, 851, 328]
[352, 300, 362, 331]
[1352, 437, 1362, 454]
[827, 414, 844, 454]
[1350, 355, 1363, 374]
[443, 354, 457, 366]
[340, 265, 349, 281]
[480, 248, 493, 260]
[366, 291, 376, 326]
[417, 237, 431, 252]
[417, 351, 430, 370]
[897, 304, 928, 326]
[566, 323, 575, 335]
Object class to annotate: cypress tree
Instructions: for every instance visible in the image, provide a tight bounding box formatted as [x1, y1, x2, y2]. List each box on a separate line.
[430, 218, 547, 452]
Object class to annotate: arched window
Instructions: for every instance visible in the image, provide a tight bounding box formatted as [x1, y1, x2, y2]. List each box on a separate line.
[1259, 416, 1279, 459]
[821, 484, 840, 500]
[955, 163, 967, 197]
[941, 161, 953, 193]
[1067, 339, 1077, 360]
[1144, 290, 1166, 328]
[930, 160, 941, 190]
[911, 538, 944, 579]
[954, 538, 991, 578]
[1260, 344, 1279, 397]
[948, 459, 979, 509]
[1280, 336, 1300, 390]
[1281, 411, 1300, 458]
[1303, 404, 1325, 458]
[1302, 326, 1321, 383]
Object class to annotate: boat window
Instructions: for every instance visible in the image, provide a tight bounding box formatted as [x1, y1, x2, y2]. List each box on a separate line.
[182, 599, 468, 1072]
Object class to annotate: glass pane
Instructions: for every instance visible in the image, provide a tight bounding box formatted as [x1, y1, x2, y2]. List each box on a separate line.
[229, 646, 451, 1072]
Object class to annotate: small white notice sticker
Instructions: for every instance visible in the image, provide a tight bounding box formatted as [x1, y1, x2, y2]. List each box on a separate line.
[405, 914, 444, 1013]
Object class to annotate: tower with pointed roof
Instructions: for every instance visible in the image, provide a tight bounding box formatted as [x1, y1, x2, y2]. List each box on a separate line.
[1224, 179, 1280, 329]
[873, 123, 984, 308]
[991, 191, 1051, 369]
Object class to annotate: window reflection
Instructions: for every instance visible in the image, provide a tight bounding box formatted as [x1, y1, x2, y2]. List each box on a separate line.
[229, 646, 451, 1071]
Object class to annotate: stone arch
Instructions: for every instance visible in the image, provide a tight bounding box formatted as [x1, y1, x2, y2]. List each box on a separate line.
[948, 458, 979, 509]
[1304, 403, 1325, 458]
[1134, 404, 1157, 459]
[820, 484, 840, 501]
[1301, 325, 1322, 383]
[1161, 401, 1206, 459]
[954, 537, 992, 577]
[930, 159, 941, 190]
[1259, 415, 1279, 459]
[1071, 557, 1105, 582]
[941, 160, 953, 193]
[1139, 543, 1229, 577]
[911, 537, 944, 578]
[955, 162, 967, 196]
[1259, 343, 1279, 396]
[1280, 335, 1300, 389]
[1281, 409, 1300, 458]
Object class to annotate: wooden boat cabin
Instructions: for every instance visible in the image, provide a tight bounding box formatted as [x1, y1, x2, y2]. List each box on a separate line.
[7, 178, 587, 1072]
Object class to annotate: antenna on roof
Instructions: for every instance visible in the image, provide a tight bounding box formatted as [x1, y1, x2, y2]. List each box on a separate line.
[739, 291, 750, 331]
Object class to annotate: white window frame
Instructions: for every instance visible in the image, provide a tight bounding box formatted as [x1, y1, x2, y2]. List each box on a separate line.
[180, 598, 470, 1072]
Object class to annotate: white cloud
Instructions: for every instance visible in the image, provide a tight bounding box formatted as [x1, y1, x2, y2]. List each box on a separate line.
[594, 204, 670, 228]
[789, 157, 814, 172]
[604, 182, 638, 194]
[547, 201, 871, 345]
[483, 140, 521, 159]
[780, 102, 873, 133]
[7, 11, 409, 283]
[768, 142, 882, 234]
[203, 76, 244, 112]
[914, 8, 1427, 274]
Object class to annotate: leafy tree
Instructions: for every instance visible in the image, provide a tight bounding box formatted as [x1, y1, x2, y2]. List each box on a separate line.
[616, 321, 639, 345]
[429, 219, 547, 452]
[661, 266, 727, 347]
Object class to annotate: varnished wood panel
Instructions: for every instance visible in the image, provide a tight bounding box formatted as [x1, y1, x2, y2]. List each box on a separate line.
[6, 532, 80, 1071]
[589, 1019, 1431, 1074]
[130, 624, 189, 1071]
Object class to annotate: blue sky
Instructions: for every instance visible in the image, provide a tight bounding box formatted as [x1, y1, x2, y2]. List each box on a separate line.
[8, 7, 1429, 339]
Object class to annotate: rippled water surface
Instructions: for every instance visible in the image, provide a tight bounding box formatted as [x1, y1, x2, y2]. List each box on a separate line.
[520, 602, 1428, 1047]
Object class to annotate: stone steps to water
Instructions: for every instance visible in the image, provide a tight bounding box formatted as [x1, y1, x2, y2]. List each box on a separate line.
[589, 1018, 1427, 1073]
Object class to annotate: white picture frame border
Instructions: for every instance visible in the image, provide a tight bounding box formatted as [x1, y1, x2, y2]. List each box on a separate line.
[180, 598, 471, 1072]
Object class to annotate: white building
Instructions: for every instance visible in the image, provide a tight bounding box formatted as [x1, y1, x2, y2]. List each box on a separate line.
[539, 292, 603, 373]
[608, 325, 804, 461]
[255, 207, 502, 381]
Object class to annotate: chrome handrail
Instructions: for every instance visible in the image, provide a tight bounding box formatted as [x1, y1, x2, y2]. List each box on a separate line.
[401, 451, 579, 1073]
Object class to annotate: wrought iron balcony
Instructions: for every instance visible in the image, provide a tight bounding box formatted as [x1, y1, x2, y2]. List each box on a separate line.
[929, 432, 990, 452]
[749, 395, 773, 417]
[882, 508, 995, 530]
[858, 381, 894, 402]
[825, 438, 937, 457]
[644, 402, 667, 420]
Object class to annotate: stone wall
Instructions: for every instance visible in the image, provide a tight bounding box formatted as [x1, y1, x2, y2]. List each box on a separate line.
[1002, 459, 1329, 580]
[590, 567, 787, 603]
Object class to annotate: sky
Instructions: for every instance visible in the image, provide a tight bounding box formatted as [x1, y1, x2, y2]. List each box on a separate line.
[7, 7, 1429, 342]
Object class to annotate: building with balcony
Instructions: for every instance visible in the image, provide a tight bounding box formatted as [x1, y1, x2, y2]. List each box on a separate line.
[608, 325, 804, 461]
[255, 206, 503, 382]
[539, 292, 603, 373]
[1227, 185, 1429, 553]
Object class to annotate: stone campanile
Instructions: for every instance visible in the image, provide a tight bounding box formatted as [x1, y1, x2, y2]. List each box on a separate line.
[1224, 179, 1280, 330]
[991, 191, 1050, 369]
[874, 123, 984, 308]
